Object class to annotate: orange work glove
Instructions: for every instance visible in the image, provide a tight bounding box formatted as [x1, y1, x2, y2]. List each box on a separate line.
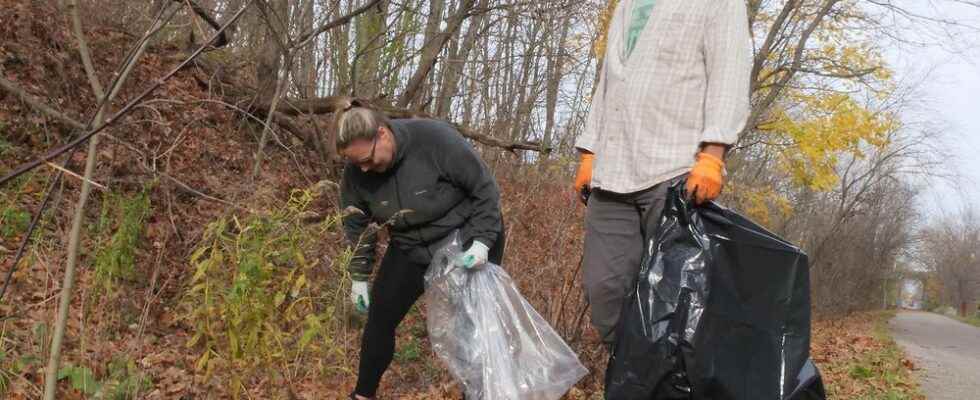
[686, 152, 726, 205]
[573, 153, 594, 201]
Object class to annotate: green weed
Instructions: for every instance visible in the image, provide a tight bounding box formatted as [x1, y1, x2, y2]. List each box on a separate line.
[0, 135, 11, 157]
[93, 189, 151, 295]
[958, 314, 980, 328]
[0, 207, 30, 239]
[58, 364, 100, 396]
[395, 337, 423, 363]
[55, 356, 150, 399]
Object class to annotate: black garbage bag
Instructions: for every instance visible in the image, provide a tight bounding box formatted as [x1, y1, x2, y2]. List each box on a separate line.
[605, 182, 826, 400]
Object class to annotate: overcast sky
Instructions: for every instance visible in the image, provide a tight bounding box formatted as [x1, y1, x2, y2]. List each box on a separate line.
[883, 2, 980, 220]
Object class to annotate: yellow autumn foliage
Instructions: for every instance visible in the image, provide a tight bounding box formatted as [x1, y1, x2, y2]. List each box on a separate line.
[738, 0, 899, 229]
[759, 91, 896, 191]
[728, 182, 794, 229]
[593, 0, 620, 63]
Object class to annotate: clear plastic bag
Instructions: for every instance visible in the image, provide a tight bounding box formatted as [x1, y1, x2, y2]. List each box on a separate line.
[423, 232, 588, 400]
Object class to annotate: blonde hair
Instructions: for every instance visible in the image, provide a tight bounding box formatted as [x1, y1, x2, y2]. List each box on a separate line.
[335, 100, 391, 150]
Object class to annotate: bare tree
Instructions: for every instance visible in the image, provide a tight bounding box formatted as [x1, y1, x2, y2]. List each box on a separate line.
[919, 211, 980, 313]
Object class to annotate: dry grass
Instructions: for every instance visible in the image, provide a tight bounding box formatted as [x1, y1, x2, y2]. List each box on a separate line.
[812, 311, 924, 400]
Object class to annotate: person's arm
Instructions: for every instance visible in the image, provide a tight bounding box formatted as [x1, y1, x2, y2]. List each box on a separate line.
[700, 0, 751, 148]
[687, 1, 751, 204]
[575, 72, 604, 155]
[438, 124, 502, 249]
[340, 169, 377, 281]
[700, 143, 728, 160]
[574, 3, 627, 199]
[575, 29, 613, 155]
[573, 40, 608, 199]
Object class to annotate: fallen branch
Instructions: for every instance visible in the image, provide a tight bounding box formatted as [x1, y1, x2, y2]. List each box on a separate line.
[257, 95, 351, 116]
[454, 124, 547, 153]
[44, 162, 107, 191]
[250, 95, 551, 153]
[272, 111, 318, 150]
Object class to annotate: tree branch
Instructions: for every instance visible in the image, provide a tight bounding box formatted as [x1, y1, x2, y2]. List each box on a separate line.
[746, 0, 844, 133]
[65, 0, 104, 100]
[291, 0, 383, 51]
[397, 0, 478, 109]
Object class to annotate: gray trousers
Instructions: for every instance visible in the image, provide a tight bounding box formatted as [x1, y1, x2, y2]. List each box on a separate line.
[583, 176, 683, 345]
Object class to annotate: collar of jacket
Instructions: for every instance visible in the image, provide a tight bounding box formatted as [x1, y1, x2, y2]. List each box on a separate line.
[389, 120, 411, 168]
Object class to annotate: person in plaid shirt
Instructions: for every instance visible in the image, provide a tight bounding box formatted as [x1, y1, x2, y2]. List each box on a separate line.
[574, 0, 751, 346]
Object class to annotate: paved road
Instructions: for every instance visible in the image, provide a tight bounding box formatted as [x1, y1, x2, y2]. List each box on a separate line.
[889, 311, 980, 400]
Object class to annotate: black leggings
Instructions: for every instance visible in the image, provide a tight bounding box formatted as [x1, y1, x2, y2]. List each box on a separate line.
[354, 233, 506, 397]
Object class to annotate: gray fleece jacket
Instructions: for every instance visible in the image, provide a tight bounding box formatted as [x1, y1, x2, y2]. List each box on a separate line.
[340, 118, 503, 280]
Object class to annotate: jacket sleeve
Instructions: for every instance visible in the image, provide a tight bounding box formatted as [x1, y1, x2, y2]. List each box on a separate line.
[437, 123, 502, 248]
[700, 0, 752, 145]
[340, 167, 377, 281]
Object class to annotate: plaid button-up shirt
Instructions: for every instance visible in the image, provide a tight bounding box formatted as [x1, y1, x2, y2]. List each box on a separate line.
[576, 0, 752, 194]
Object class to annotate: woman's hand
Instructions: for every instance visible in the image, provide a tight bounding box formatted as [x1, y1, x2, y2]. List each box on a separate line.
[455, 241, 490, 269]
[351, 280, 370, 313]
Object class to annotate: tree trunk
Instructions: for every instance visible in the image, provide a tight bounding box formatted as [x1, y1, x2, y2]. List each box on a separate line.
[353, 0, 387, 98]
[255, 0, 287, 100]
[508, 18, 544, 142]
[542, 13, 572, 163]
[331, 0, 352, 94]
[297, 0, 317, 98]
[436, 0, 490, 118]
[397, 0, 477, 109]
